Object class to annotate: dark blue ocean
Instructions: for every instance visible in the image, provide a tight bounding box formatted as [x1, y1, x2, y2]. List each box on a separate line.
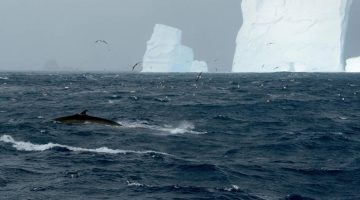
[0, 72, 360, 200]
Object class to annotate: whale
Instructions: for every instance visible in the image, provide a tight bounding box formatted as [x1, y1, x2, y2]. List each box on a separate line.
[54, 110, 121, 126]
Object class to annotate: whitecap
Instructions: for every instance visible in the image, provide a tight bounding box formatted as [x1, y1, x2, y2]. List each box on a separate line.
[0, 135, 170, 156]
[224, 185, 240, 192]
[126, 180, 144, 187]
[82, 74, 98, 81]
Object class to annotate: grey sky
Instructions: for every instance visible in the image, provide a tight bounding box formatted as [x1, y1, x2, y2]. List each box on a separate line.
[0, 0, 359, 72]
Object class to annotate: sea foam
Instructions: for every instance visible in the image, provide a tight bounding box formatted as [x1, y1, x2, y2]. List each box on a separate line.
[0, 135, 170, 156]
[119, 120, 206, 135]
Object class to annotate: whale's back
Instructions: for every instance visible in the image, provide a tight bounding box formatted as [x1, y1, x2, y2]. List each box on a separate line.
[54, 113, 121, 126]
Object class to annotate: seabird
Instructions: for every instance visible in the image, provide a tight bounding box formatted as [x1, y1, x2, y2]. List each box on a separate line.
[196, 72, 203, 82]
[132, 61, 141, 71]
[95, 40, 108, 45]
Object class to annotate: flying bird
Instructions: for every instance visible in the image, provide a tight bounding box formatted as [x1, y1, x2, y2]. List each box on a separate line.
[196, 72, 203, 82]
[131, 61, 141, 71]
[95, 40, 108, 45]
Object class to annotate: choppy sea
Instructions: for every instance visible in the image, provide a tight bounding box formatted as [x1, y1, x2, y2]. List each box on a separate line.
[0, 72, 360, 200]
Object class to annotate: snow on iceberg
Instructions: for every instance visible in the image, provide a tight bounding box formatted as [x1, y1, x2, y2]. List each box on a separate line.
[142, 24, 207, 73]
[346, 57, 360, 72]
[232, 0, 353, 72]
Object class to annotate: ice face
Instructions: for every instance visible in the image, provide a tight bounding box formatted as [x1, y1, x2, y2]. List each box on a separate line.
[346, 57, 360, 72]
[147, 24, 182, 46]
[191, 61, 208, 73]
[232, 0, 353, 72]
[43, 59, 59, 71]
[142, 24, 207, 73]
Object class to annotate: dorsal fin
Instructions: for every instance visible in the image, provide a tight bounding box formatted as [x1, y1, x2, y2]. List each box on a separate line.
[80, 110, 88, 115]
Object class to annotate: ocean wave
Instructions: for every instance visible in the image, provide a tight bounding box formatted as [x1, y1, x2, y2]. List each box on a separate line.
[123, 182, 261, 199]
[213, 115, 238, 121]
[119, 120, 206, 135]
[281, 167, 350, 176]
[280, 194, 315, 200]
[126, 180, 144, 187]
[0, 135, 170, 156]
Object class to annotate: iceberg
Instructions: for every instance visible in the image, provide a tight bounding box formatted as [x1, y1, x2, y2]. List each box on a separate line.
[142, 24, 207, 72]
[191, 61, 208, 73]
[43, 59, 60, 71]
[346, 57, 360, 72]
[232, 0, 353, 72]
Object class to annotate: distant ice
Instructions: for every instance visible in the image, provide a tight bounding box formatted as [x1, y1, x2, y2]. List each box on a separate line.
[142, 24, 208, 73]
[232, 0, 353, 72]
[191, 61, 208, 73]
[43, 59, 60, 71]
[346, 57, 360, 72]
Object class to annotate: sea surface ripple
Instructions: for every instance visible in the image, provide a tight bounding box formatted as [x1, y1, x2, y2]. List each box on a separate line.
[0, 72, 360, 200]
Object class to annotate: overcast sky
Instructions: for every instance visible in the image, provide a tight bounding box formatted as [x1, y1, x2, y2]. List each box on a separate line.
[0, 0, 359, 72]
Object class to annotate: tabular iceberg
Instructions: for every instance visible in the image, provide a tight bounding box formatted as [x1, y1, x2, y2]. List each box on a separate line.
[142, 24, 208, 73]
[191, 61, 208, 73]
[346, 57, 360, 72]
[43, 59, 60, 71]
[232, 0, 353, 72]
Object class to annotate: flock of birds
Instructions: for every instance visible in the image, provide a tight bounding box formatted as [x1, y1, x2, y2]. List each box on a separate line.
[94, 39, 204, 82]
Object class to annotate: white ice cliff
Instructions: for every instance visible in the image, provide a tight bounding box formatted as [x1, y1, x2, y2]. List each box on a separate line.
[191, 61, 208, 73]
[232, 0, 353, 72]
[346, 57, 360, 72]
[142, 24, 208, 72]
